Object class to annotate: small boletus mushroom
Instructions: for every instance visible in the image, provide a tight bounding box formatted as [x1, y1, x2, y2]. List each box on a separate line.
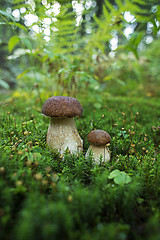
[85, 130, 111, 163]
[41, 96, 83, 154]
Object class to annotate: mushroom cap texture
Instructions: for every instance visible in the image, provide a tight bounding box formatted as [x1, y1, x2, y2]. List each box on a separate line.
[41, 96, 83, 118]
[87, 130, 111, 146]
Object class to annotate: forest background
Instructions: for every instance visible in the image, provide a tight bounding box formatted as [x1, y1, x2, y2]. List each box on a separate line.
[0, 0, 160, 105]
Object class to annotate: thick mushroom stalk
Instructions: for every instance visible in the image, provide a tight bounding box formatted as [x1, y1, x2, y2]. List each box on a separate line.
[47, 117, 83, 154]
[85, 144, 110, 163]
[41, 96, 83, 154]
[85, 130, 111, 164]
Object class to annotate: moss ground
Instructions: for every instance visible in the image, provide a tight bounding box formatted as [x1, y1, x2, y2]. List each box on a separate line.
[0, 95, 160, 240]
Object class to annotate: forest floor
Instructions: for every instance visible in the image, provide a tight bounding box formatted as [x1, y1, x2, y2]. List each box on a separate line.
[0, 93, 160, 240]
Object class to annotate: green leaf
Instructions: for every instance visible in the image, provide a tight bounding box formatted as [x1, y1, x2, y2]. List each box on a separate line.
[0, 22, 27, 32]
[32, 147, 42, 153]
[108, 169, 121, 179]
[103, 75, 112, 81]
[115, 0, 123, 9]
[114, 172, 132, 185]
[27, 152, 42, 161]
[58, 68, 66, 74]
[0, 10, 15, 22]
[116, 79, 126, 86]
[0, 79, 10, 89]
[12, 3, 27, 10]
[12, 0, 25, 3]
[108, 170, 132, 185]
[93, 102, 102, 109]
[8, 35, 20, 53]
[105, 1, 114, 12]
[16, 69, 30, 79]
[21, 38, 32, 50]
[9, 22, 27, 32]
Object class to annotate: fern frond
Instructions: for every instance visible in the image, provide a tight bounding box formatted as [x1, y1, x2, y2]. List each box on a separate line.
[115, 0, 124, 9]
[105, 0, 114, 12]
[48, 2, 83, 55]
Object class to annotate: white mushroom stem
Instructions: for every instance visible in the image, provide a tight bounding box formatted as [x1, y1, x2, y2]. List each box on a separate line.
[85, 144, 110, 164]
[47, 117, 83, 154]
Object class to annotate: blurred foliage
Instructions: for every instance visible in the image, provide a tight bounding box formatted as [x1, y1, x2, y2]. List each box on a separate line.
[0, 0, 160, 101]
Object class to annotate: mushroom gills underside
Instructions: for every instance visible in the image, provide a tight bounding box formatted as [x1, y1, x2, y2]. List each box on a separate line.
[47, 117, 83, 154]
[85, 145, 110, 163]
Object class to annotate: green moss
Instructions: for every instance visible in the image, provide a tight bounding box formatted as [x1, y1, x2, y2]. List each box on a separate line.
[0, 96, 160, 240]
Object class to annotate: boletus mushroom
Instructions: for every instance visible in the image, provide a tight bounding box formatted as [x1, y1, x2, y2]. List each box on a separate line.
[41, 96, 83, 154]
[85, 130, 111, 163]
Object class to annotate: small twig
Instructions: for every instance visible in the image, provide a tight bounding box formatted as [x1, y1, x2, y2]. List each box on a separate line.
[129, 104, 133, 119]
[148, 142, 160, 157]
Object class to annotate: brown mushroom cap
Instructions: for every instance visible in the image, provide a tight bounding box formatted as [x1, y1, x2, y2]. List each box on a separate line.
[41, 96, 83, 118]
[87, 130, 111, 146]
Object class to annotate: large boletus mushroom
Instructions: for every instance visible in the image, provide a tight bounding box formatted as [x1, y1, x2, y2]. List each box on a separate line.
[41, 96, 83, 154]
[85, 130, 111, 163]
